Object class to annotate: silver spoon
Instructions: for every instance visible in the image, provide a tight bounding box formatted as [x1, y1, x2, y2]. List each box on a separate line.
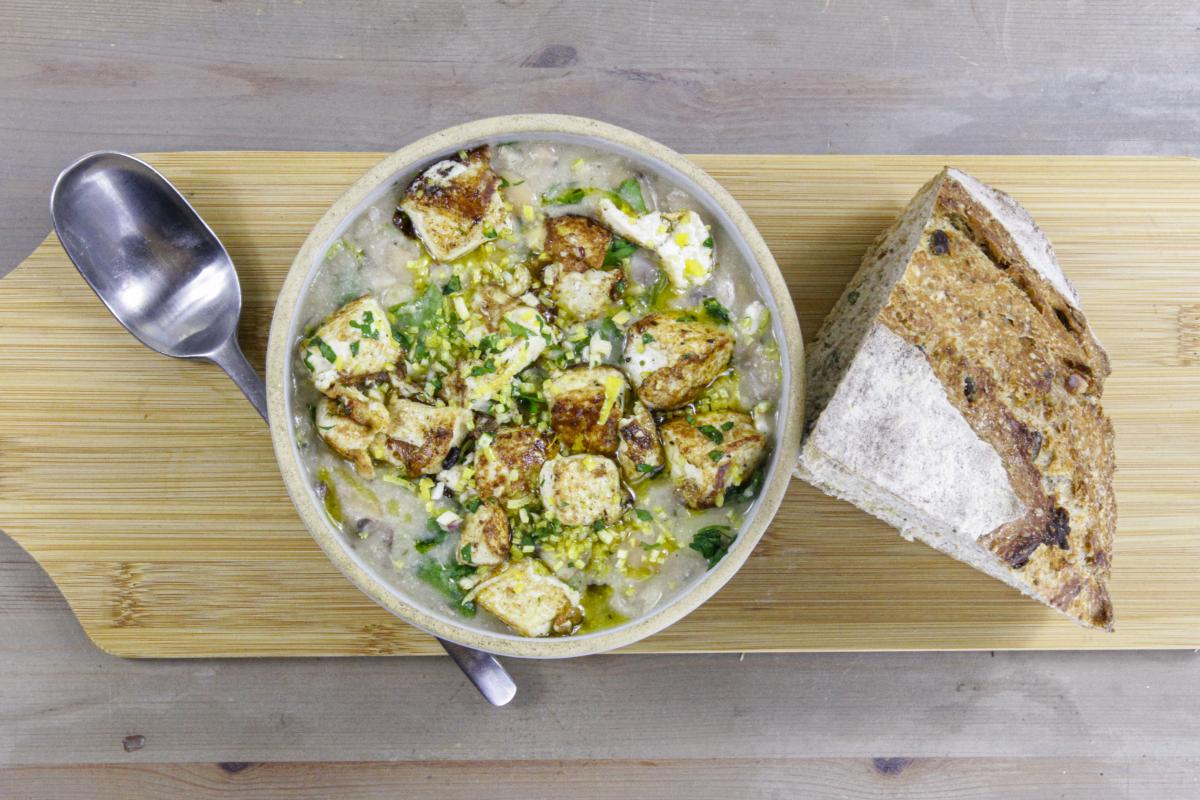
[49, 151, 516, 708]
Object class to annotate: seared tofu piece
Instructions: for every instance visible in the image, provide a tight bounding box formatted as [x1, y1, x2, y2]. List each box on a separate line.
[543, 264, 620, 322]
[660, 411, 766, 508]
[468, 266, 533, 332]
[399, 146, 508, 262]
[539, 454, 624, 527]
[456, 501, 510, 566]
[300, 296, 401, 394]
[444, 306, 556, 411]
[623, 313, 734, 410]
[373, 397, 471, 478]
[598, 200, 714, 289]
[314, 397, 379, 478]
[544, 366, 628, 455]
[475, 426, 554, 503]
[542, 214, 613, 272]
[468, 558, 583, 637]
[616, 402, 664, 482]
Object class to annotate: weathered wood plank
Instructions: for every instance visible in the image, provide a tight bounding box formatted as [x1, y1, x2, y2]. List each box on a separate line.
[3, 1, 1199, 274]
[2, 758, 1198, 800]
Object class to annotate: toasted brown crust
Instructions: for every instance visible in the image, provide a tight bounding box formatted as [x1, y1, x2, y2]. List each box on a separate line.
[877, 171, 1115, 629]
[616, 403, 664, 482]
[542, 214, 613, 272]
[546, 366, 624, 455]
[404, 145, 498, 227]
[660, 411, 766, 509]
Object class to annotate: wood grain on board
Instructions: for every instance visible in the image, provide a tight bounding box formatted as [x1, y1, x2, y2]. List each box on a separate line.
[0, 152, 1197, 657]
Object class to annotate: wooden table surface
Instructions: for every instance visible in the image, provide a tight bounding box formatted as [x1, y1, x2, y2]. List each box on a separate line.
[2, 2, 1198, 797]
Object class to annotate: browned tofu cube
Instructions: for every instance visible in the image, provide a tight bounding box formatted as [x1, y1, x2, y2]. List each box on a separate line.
[624, 313, 734, 409]
[660, 411, 766, 508]
[544, 366, 628, 455]
[474, 426, 555, 503]
[539, 454, 624, 527]
[468, 559, 583, 637]
[314, 397, 379, 478]
[456, 501, 511, 566]
[399, 146, 507, 261]
[542, 214, 613, 272]
[616, 402, 664, 482]
[374, 397, 471, 478]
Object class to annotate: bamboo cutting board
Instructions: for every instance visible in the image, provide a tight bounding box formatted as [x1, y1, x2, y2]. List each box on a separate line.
[1, 153, 1197, 657]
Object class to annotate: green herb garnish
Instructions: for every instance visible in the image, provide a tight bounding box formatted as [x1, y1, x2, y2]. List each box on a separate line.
[690, 525, 734, 568]
[465, 497, 483, 513]
[470, 359, 497, 377]
[635, 508, 653, 522]
[310, 336, 337, 364]
[544, 187, 586, 206]
[349, 340, 360, 357]
[442, 275, 462, 294]
[702, 297, 731, 324]
[416, 559, 477, 617]
[635, 463, 658, 474]
[697, 424, 724, 444]
[604, 236, 638, 266]
[703, 236, 714, 248]
[460, 544, 473, 563]
[642, 333, 655, 344]
[721, 420, 735, 431]
[847, 290, 861, 306]
[708, 449, 725, 462]
[616, 177, 648, 214]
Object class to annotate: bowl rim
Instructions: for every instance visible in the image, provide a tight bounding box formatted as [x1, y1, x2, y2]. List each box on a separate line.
[266, 113, 805, 658]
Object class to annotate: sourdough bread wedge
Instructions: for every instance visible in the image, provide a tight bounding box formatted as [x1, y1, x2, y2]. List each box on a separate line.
[798, 167, 1115, 630]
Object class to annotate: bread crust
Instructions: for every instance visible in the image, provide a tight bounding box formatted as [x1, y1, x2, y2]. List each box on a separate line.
[803, 168, 1116, 630]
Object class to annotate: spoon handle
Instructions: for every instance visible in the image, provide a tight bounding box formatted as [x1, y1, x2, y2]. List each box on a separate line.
[209, 338, 269, 421]
[210, 337, 517, 705]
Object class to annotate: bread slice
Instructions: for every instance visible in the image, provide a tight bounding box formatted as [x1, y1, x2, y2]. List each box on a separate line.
[798, 168, 1115, 630]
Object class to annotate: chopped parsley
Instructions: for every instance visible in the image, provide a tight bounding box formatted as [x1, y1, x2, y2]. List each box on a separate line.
[635, 463, 658, 474]
[465, 497, 483, 513]
[708, 449, 725, 462]
[416, 559, 477, 617]
[635, 508, 653, 522]
[349, 340, 360, 357]
[703, 236, 714, 248]
[470, 359, 497, 377]
[642, 333, 655, 344]
[616, 177, 648, 214]
[348, 310, 379, 340]
[702, 297, 731, 324]
[544, 186, 586, 206]
[690, 525, 734, 568]
[415, 518, 448, 553]
[697, 424, 724, 444]
[460, 544, 473, 562]
[721, 420, 735, 431]
[442, 275, 462, 294]
[309, 336, 337, 364]
[604, 236, 638, 266]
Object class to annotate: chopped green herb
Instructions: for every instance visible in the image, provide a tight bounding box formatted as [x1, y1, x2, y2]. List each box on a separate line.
[301, 349, 315, 371]
[505, 319, 533, 338]
[708, 449, 725, 462]
[415, 517, 448, 553]
[310, 336, 337, 364]
[616, 177, 648, 214]
[594, 317, 624, 362]
[460, 544, 473, 562]
[697, 424, 724, 444]
[544, 187, 586, 206]
[690, 525, 734, 568]
[442, 275, 462, 294]
[721, 420, 735, 431]
[416, 559, 477, 616]
[642, 333, 655, 344]
[604, 236, 638, 266]
[349, 340, 360, 357]
[592, 519, 606, 532]
[635, 463, 658, 474]
[390, 285, 443, 330]
[349, 310, 380, 339]
[469, 359, 497, 377]
[702, 297, 731, 324]
[478, 334, 501, 354]
[635, 508, 653, 522]
[703, 236, 714, 248]
[498, 176, 525, 189]
[465, 497, 483, 513]
[482, 226, 498, 240]
[733, 467, 766, 503]
[847, 290, 861, 306]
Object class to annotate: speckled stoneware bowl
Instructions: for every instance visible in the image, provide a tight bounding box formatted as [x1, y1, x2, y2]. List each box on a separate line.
[266, 114, 804, 658]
